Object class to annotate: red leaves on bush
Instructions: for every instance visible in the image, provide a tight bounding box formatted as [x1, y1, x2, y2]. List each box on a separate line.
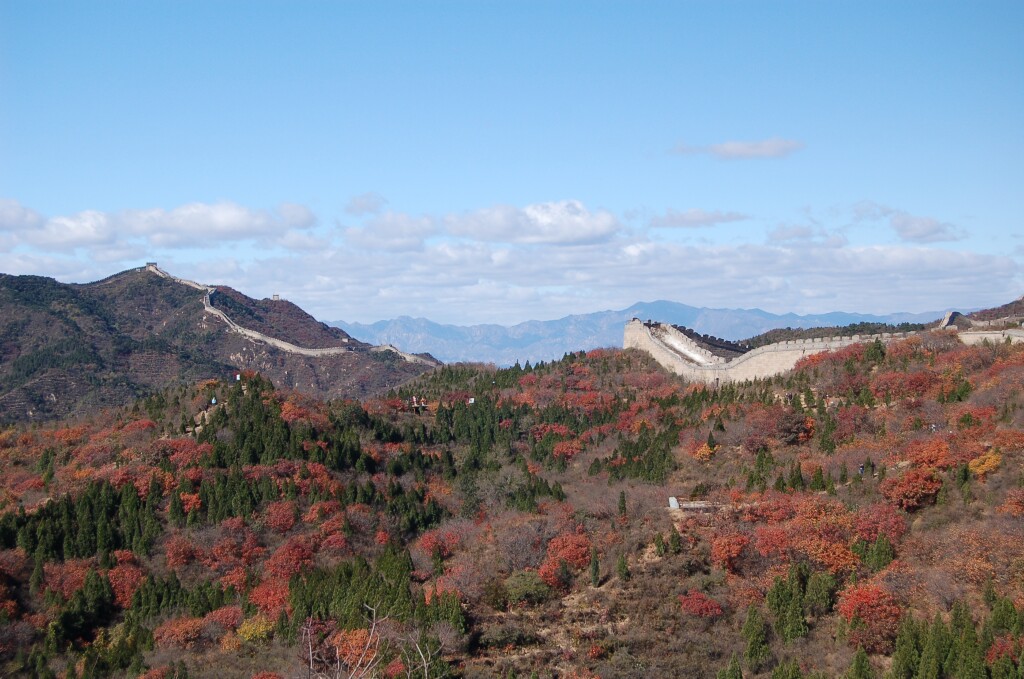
[264, 500, 298, 534]
[530, 423, 573, 441]
[108, 562, 145, 608]
[538, 532, 593, 590]
[986, 634, 1020, 665]
[264, 536, 314, 580]
[853, 502, 907, 544]
[678, 590, 723, 617]
[43, 559, 91, 600]
[836, 583, 902, 654]
[165, 438, 213, 468]
[179, 492, 202, 514]
[710, 533, 749, 574]
[154, 616, 205, 649]
[552, 439, 584, 460]
[904, 438, 956, 470]
[880, 468, 942, 511]
[249, 577, 291, 616]
[203, 605, 243, 631]
[998, 489, 1024, 517]
[164, 535, 196, 569]
[418, 528, 461, 559]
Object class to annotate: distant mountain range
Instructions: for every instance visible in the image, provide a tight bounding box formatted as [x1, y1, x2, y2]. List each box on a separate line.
[0, 266, 436, 423]
[332, 301, 945, 366]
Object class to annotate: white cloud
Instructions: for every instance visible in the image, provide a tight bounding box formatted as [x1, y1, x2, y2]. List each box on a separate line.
[345, 192, 388, 216]
[445, 200, 620, 245]
[121, 201, 312, 247]
[34, 210, 117, 250]
[650, 208, 748, 228]
[1, 197, 1014, 328]
[889, 213, 962, 243]
[852, 201, 964, 243]
[278, 202, 317, 229]
[0, 199, 45, 231]
[673, 137, 804, 159]
[344, 211, 435, 251]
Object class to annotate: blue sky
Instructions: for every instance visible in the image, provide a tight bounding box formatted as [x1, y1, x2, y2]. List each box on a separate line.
[2, 1, 1022, 324]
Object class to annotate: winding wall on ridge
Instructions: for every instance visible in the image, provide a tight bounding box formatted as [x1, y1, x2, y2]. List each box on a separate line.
[624, 319, 1024, 384]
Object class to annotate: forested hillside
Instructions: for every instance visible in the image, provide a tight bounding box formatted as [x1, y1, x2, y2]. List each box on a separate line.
[0, 330, 1023, 678]
[0, 269, 433, 424]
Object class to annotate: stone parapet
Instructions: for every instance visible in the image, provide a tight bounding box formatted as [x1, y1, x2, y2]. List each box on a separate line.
[625, 319, 1024, 384]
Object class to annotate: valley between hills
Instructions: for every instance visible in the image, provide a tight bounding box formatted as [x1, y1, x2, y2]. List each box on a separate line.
[1, 271, 1024, 678]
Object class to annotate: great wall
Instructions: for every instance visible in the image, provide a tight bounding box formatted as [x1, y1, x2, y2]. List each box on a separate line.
[624, 315, 1024, 385]
[145, 264, 438, 367]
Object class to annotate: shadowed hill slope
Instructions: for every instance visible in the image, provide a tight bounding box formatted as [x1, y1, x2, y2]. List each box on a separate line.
[0, 267, 437, 423]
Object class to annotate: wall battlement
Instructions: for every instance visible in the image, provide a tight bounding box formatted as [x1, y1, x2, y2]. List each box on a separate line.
[625, 318, 1024, 384]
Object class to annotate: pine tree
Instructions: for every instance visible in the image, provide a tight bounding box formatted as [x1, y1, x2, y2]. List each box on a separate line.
[772, 660, 803, 679]
[616, 554, 630, 582]
[717, 654, 744, 679]
[781, 594, 808, 642]
[846, 647, 875, 679]
[887, 617, 921, 679]
[618, 490, 627, 517]
[804, 571, 836, 617]
[668, 525, 683, 555]
[590, 547, 600, 587]
[741, 606, 771, 672]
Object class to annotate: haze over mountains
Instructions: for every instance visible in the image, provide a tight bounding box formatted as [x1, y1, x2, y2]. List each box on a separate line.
[333, 301, 944, 366]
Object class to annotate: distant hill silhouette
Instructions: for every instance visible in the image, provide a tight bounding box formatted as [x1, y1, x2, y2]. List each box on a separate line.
[334, 301, 945, 366]
[0, 267, 436, 423]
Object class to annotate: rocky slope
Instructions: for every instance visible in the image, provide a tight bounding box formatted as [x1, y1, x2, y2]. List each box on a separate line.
[0, 266, 437, 423]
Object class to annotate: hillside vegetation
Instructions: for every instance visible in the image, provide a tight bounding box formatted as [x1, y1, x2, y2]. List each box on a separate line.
[742, 322, 928, 349]
[0, 330, 1022, 678]
[0, 269, 432, 424]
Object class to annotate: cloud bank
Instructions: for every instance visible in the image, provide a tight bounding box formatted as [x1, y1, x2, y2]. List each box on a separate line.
[0, 197, 1015, 325]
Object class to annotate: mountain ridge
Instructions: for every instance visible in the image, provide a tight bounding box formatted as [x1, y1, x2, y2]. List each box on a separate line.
[0, 266, 437, 423]
[333, 300, 946, 366]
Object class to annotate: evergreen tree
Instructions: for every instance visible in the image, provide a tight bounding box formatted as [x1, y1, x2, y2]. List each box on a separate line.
[772, 660, 803, 679]
[887, 617, 921, 679]
[804, 571, 836, 616]
[741, 606, 772, 672]
[846, 647, 875, 679]
[618, 490, 627, 517]
[668, 525, 683, 555]
[781, 594, 808, 642]
[590, 547, 600, 587]
[717, 654, 743, 679]
[616, 554, 630, 582]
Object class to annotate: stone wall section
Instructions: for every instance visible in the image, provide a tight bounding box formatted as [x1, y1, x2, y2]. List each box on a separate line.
[146, 264, 438, 365]
[624, 319, 1024, 384]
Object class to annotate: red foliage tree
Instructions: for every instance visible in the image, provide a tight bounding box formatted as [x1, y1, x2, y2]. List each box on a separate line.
[711, 533, 749, 574]
[249, 577, 291, 616]
[538, 532, 592, 590]
[264, 536, 315, 580]
[264, 500, 298, 534]
[880, 468, 942, 511]
[153, 616, 205, 649]
[203, 605, 243, 631]
[164, 535, 196, 569]
[43, 559, 91, 600]
[678, 590, 724, 618]
[165, 438, 213, 468]
[853, 502, 907, 544]
[998, 489, 1024, 517]
[836, 583, 902, 653]
[107, 561, 145, 608]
